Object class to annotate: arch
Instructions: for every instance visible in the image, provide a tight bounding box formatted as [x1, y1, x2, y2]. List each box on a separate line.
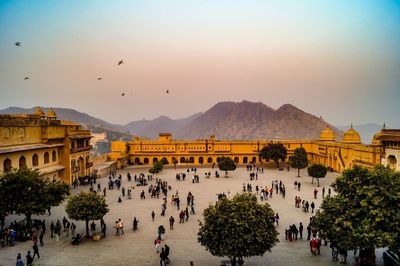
[152, 157, 158, 163]
[234, 157, 239, 164]
[243, 157, 248, 164]
[134, 158, 141, 165]
[52, 150, 57, 162]
[251, 156, 257, 163]
[19, 156, 26, 169]
[78, 157, 85, 177]
[44, 152, 50, 164]
[180, 157, 186, 163]
[207, 157, 213, 164]
[189, 157, 194, 163]
[3, 158, 12, 172]
[216, 157, 222, 163]
[198, 157, 204, 164]
[32, 154, 39, 166]
[144, 158, 149, 165]
[387, 155, 397, 170]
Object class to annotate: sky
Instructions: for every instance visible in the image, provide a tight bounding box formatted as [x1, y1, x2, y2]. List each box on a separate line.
[0, 0, 399, 126]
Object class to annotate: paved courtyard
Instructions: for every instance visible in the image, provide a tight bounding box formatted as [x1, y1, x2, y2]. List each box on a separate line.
[0, 165, 384, 266]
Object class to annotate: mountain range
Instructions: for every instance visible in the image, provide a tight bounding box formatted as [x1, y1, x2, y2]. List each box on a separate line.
[0, 101, 351, 141]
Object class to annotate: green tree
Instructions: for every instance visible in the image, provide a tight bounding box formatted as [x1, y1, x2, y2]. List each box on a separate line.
[307, 164, 328, 186]
[289, 147, 309, 177]
[260, 143, 287, 168]
[0, 168, 69, 226]
[65, 191, 109, 238]
[149, 161, 164, 174]
[198, 193, 279, 266]
[218, 157, 237, 177]
[314, 166, 400, 264]
[160, 157, 169, 165]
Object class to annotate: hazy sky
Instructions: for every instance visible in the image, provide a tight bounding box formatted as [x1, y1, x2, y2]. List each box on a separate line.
[0, 0, 399, 126]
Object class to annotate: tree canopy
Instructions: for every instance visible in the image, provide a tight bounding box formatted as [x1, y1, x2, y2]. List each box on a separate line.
[314, 166, 400, 264]
[289, 147, 308, 177]
[307, 164, 327, 186]
[65, 191, 109, 238]
[260, 143, 287, 168]
[149, 161, 164, 174]
[0, 168, 69, 225]
[198, 193, 279, 265]
[160, 157, 169, 165]
[218, 157, 237, 173]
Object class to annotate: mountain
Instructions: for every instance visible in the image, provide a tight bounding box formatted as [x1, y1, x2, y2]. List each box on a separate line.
[177, 101, 342, 140]
[336, 123, 382, 144]
[123, 113, 203, 138]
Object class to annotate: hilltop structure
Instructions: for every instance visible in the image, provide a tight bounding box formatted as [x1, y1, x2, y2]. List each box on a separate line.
[111, 126, 400, 172]
[0, 107, 93, 184]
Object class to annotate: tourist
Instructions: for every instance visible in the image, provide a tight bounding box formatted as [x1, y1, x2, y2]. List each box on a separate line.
[100, 219, 106, 237]
[297, 182, 301, 191]
[71, 222, 76, 237]
[299, 222, 303, 239]
[311, 202, 315, 213]
[314, 188, 318, 199]
[165, 244, 171, 264]
[306, 224, 311, 241]
[26, 251, 33, 266]
[50, 222, 54, 238]
[169, 216, 175, 230]
[328, 187, 331, 197]
[32, 243, 40, 259]
[39, 231, 44, 247]
[16, 253, 24, 266]
[160, 247, 167, 266]
[322, 186, 325, 197]
[155, 237, 162, 253]
[275, 213, 279, 226]
[152, 210, 155, 221]
[118, 219, 124, 235]
[133, 217, 139, 231]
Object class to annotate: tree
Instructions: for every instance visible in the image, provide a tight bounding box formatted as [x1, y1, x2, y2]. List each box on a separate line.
[198, 193, 279, 266]
[65, 191, 109, 238]
[0, 168, 69, 226]
[160, 157, 169, 165]
[149, 161, 163, 174]
[172, 158, 178, 169]
[218, 157, 237, 176]
[307, 164, 327, 186]
[260, 143, 287, 168]
[314, 166, 400, 264]
[289, 148, 309, 177]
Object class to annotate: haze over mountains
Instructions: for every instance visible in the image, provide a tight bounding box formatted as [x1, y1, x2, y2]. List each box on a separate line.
[0, 101, 382, 143]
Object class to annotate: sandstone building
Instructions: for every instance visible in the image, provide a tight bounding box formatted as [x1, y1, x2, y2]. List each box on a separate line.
[0, 107, 92, 184]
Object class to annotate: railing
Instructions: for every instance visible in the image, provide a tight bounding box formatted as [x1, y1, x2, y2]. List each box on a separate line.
[71, 145, 92, 153]
[86, 162, 93, 168]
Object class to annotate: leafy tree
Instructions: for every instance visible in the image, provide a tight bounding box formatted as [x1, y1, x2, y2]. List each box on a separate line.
[307, 164, 327, 186]
[65, 191, 109, 238]
[149, 161, 163, 174]
[198, 193, 279, 266]
[314, 166, 400, 264]
[0, 168, 69, 226]
[172, 157, 178, 169]
[218, 157, 237, 176]
[160, 157, 169, 165]
[289, 147, 309, 177]
[260, 143, 287, 168]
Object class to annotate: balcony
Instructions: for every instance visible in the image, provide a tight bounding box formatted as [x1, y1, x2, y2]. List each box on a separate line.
[71, 145, 92, 153]
[72, 167, 80, 173]
[86, 162, 93, 168]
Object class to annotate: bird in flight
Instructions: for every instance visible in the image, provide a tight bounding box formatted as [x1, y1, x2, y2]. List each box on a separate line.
[121, 92, 125, 96]
[166, 89, 169, 94]
[24, 77, 29, 80]
[118, 60, 123, 66]
[15, 42, 21, 46]
[97, 77, 102, 80]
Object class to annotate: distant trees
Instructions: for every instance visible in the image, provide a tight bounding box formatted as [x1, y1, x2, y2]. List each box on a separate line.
[314, 166, 400, 264]
[149, 161, 164, 174]
[65, 192, 109, 238]
[160, 157, 169, 165]
[218, 157, 237, 176]
[260, 143, 287, 168]
[307, 164, 328, 186]
[289, 148, 308, 177]
[198, 193, 279, 266]
[0, 168, 69, 226]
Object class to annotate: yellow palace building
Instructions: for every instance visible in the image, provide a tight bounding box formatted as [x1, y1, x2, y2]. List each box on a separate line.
[110, 126, 399, 173]
[0, 107, 93, 184]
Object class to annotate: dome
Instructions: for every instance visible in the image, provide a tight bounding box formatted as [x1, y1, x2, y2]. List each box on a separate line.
[319, 126, 335, 141]
[46, 108, 57, 119]
[342, 126, 361, 144]
[33, 106, 45, 117]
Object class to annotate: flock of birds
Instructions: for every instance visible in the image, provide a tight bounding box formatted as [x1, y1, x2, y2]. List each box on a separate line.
[14, 42, 171, 97]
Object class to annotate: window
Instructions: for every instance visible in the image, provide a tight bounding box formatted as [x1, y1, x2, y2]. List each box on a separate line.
[19, 156, 26, 168]
[52, 151, 57, 162]
[71, 141, 75, 149]
[3, 158, 12, 172]
[32, 154, 39, 166]
[44, 152, 50, 164]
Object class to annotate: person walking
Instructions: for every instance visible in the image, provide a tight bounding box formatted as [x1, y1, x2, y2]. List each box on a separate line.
[16, 253, 25, 266]
[165, 244, 171, 264]
[152, 210, 155, 221]
[169, 216, 175, 230]
[50, 221, 54, 238]
[160, 247, 167, 266]
[307, 224, 312, 241]
[314, 189, 318, 199]
[32, 243, 40, 259]
[39, 231, 44, 247]
[299, 222, 303, 239]
[311, 202, 315, 213]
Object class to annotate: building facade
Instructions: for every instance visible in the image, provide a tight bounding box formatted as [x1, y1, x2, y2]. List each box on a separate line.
[111, 127, 384, 173]
[372, 129, 400, 171]
[0, 107, 93, 184]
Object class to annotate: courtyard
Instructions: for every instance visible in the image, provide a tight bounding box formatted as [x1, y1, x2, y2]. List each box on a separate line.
[0, 165, 384, 266]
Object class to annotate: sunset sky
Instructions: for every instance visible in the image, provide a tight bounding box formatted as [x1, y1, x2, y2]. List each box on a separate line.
[0, 0, 399, 126]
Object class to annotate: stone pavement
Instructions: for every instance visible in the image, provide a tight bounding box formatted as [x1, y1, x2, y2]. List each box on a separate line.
[0, 166, 384, 266]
